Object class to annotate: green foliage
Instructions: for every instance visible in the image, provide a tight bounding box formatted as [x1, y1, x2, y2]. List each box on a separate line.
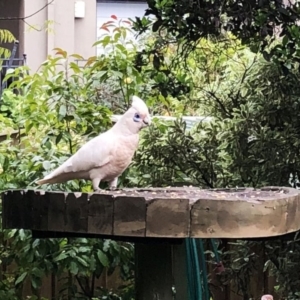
[0, 29, 15, 59]
[91, 16, 191, 115]
[0, 228, 134, 299]
[134, 0, 300, 69]
[131, 37, 300, 190]
[0, 53, 113, 191]
[130, 29, 300, 299]
[220, 240, 261, 299]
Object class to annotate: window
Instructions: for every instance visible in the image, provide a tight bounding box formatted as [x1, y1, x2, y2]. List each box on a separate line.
[96, 0, 148, 55]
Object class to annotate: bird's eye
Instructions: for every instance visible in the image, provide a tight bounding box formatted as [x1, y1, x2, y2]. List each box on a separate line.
[133, 113, 141, 123]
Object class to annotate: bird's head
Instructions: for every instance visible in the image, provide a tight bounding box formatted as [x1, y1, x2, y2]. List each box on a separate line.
[115, 96, 151, 134]
[130, 95, 151, 129]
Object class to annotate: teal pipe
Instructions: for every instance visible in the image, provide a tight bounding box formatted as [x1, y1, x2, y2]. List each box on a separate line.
[191, 239, 202, 300]
[185, 238, 205, 300]
[198, 239, 210, 300]
[185, 238, 218, 300]
[185, 239, 194, 300]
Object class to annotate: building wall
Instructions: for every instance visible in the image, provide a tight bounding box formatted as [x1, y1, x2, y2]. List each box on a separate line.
[23, 0, 97, 72]
[1, 0, 148, 72]
[23, 0, 48, 71]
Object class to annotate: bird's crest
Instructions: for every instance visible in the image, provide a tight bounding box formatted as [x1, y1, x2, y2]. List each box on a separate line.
[131, 95, 149, 114]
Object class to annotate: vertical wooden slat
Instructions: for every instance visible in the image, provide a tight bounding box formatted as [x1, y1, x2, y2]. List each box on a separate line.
[4, 190, 31, 229]
[135, 242, 173, 300]
[47, 192, 66, 232]
[172, 241, 189, 299]
[65, 193, 88, 233]
[27, 190, 48, 231]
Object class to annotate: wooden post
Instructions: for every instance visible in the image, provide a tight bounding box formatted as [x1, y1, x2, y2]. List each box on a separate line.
[135, 241, 189, 300]
[135, 242, 173, 300]
[172, 242, 189, 300]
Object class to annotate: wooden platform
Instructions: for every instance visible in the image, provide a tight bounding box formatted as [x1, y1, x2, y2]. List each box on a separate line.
[2, 186, 300, 239]
[2, 186, 300, 300]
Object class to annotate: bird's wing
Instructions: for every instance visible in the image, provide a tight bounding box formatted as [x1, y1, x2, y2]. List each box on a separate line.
[37, 132, 114, 183]
[64, 133, 113, 173]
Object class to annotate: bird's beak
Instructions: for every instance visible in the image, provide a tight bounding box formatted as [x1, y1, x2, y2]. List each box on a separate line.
[143, 116, 151, 126]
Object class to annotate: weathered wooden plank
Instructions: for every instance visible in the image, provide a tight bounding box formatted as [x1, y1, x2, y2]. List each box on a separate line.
[88, 194, 114, 235]
[190, 188, 300, 238]
[146, 198, 189, 237]
[2, 187, 300, 238]
[19, 190, 33, 229]
[27, 190, 48, 231]
[2, 190, 24, 229]
[135, 242, 173, 300]
[113, 196, 146, 236]
[47, 192, 66, 232]
[285, 192, 300, 233]
[65, 193, 88, 233]
[2, 191, 8, 229]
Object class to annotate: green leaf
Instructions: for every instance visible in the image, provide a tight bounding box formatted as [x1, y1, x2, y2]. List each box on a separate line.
[19, 229, 26, 241]
[59, 104, 67, 118]
[32, 239, 40, 248]
[103, 240, 111, 252]
[97, 249, 109, 267]
[70, 53, 84, 60]
[102, 36, 111, 47]
[69, 262, 79, 275]
[15, 272, 28, 286]
[142, 174, 151, 178]
[42, 161, 51, 170]
[152, 19, 162, 32]
[76, 256, 88, 267]
[7, 229, 17, 239]
[115, 44, 126, 52]
[111, 70, 124, 78]
[56, 132, 63, 145]
[114, 31, 121, 42]
[53, 252, 68, 262]
[70, 62, 81, 74]
[78, 246, 89, 253]
[31, 267, 44, 278]
[282, 35, 289, 46]
[153, 55, 160, 70]
[31, 276, 42, 290]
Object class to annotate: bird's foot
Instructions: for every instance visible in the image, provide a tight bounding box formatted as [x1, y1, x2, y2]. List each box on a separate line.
[94, 188, 104, 193]
[108, 186, 117, 191]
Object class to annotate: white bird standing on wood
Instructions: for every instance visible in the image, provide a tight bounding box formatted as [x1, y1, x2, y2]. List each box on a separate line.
[261, 295, 273, 300]
[36, 96, 151, 191]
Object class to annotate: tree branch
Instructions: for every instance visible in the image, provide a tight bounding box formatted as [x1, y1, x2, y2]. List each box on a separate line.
[0, 0, 55, 21]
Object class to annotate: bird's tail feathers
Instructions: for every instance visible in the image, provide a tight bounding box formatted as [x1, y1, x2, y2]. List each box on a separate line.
[36, 176, 62, 185]
[36, 171, 89, 186]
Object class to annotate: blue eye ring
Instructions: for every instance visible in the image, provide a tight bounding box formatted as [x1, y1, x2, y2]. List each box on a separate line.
[133, 113, 141, 122]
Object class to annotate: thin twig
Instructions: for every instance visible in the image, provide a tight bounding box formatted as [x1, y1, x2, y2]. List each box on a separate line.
[0, 0, 55, 20]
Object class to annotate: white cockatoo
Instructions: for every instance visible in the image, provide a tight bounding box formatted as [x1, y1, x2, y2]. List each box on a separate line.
[261, 295, 273, 300]
[36, 96, 151, 191]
